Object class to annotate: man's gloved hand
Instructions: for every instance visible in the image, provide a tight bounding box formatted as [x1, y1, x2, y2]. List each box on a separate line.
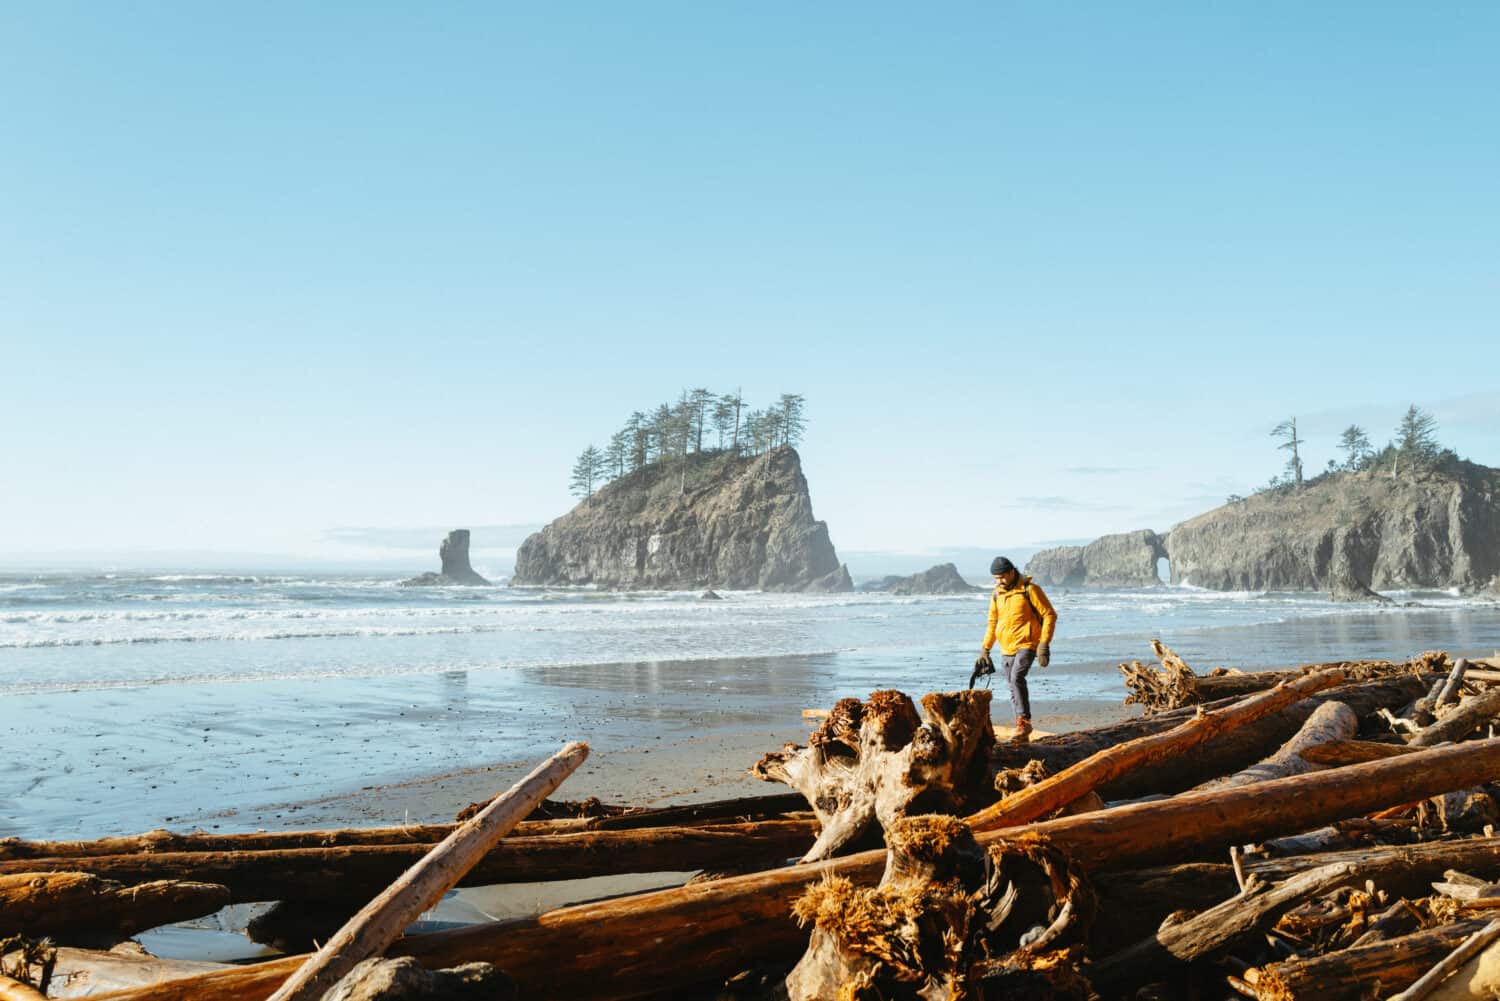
[969, 650, 995, 689]
[1036, 643, 1050, 668]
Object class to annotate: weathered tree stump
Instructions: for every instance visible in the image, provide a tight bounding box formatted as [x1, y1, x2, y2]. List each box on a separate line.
[786, 816, 1093, 1001]
[753, 690, 996, 862]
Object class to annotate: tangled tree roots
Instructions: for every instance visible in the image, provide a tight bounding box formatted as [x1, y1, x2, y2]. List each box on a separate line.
[786, 816, 1094, 1001]
[753, 690, 996, 862]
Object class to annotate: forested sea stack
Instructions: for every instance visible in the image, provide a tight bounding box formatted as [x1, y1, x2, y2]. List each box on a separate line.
[513, 447, 853, 591]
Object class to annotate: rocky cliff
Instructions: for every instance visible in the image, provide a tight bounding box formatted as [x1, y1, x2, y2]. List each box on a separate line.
[1165, 464, 1500, 592]
[401, 529, 491, 586]
[1025, 530, 1168, 588]
[512, 447, 853, 592]
[1020, 463, 1500, 593]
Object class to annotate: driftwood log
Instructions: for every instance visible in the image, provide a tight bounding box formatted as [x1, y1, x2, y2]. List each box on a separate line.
[1390, 918, 1500, 1001]
[1413, 685, 1500, 748]
[1194, 700, 1358, 790]
[23, 944, 228, 1000]
[0, 793, 811, 862]
[1117, 642, 1430, 714]
[0, 820, 817, 903]
[1247, 919, 1492, 1000]
[266, 741, 588, 1001]
[753, 690, 995, 861]
[0, 872, 229, 940]
[1298, 739, 1414, 766]
[90, 739, 1500, 1001]
[1093, 835, 1500, 956]
[996, 674, 1434, 800]
[968, 668, 1350, 830]
[1090, 861, 1362, 991]
[320, 957, 512, 1001]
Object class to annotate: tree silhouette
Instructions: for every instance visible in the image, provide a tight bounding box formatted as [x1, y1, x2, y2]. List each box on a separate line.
[1338, 425, 1371, 471]
[570, 445, 604, 498]
[1270, 417, 1305, 486]
[1395, 405, 1439, 480]
[777, 393, 807, 448]
[688, 388, 714, 453]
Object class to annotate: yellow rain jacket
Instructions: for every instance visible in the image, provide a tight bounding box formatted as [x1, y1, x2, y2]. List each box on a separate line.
[982, 575, 1057, 656]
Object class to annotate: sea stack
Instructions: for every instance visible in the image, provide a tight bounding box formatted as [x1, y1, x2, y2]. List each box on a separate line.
[401, 529, 491, 586]
[513, 446, 853, 592]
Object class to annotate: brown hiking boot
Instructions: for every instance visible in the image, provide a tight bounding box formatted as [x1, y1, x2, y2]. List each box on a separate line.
[1012, 717, 1033, 742]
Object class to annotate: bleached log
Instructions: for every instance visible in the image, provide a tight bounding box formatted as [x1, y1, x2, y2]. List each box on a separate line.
[265, 741, 587, 1001]
[1413, 686, 1500, 748]
[1195, 700, 1358, 790]
[37, 945, 229, 999]
[1386, 917, 1500, 1001]
[1421, 933, 1500, 1000]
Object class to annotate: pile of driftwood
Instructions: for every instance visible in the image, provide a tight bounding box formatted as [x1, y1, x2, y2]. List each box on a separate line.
[5, 644, 1500, 1000]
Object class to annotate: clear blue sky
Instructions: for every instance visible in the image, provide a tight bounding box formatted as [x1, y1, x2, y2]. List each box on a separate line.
[3, 3, 1496, 568]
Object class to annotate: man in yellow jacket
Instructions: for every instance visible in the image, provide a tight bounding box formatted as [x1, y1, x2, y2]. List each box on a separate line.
[974, 556, 1057, 741]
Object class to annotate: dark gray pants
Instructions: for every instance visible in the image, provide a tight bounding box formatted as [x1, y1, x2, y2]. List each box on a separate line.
[1003, 648, 1036, 720]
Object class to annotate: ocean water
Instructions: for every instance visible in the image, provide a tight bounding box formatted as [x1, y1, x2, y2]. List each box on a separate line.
[4, 571, 1500, 839]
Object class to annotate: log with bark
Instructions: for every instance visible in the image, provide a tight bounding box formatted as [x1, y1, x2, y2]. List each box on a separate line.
[0, 872, 229, 940]
[994, 674, 1434, 800]
[752, 689, 995, 861]
[89, 739, 1500, 1001]
[968, 668, 1352, 830]
[1402, 920, 1500, 1001]
[0, 793, 812, 862]
[1089, 861, 1363, 992]
[1297, 739, 1414, 767]
[1246, 919, 1491, 1000]
[0, 820, 817, 904]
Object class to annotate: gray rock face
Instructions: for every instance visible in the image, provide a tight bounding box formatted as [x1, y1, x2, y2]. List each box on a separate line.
[1025, 530, 1167, 588]
[512, 447, 852, 592]
[1166, 465, 1500, 591]
[400, 529, 490, 587]
[869, 563, 981, 595]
